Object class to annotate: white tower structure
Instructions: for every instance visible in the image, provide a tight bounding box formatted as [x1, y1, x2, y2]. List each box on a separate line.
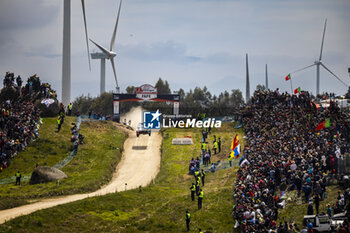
[265, 64, 269, 90]
[91, 53, 108, 94]
[62, 0, 71, 106]
[61, 0, 90, 106]
[246, 54, 250, 103]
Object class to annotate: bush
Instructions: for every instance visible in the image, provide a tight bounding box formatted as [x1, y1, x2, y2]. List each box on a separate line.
[0, 87, 19, 102]
[34, 99, 60, 117]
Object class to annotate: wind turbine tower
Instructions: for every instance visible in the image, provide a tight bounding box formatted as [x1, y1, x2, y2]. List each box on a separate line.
[91, 0, 122, 95]
[62, 0, 71, 106]
[91, 52, 107, 94]
[61, 0, 90, 106]
[265, 64, 269, 90]
[246, 54, 250, 103]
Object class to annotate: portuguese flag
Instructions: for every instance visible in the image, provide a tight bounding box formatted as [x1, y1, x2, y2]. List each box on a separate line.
[285, 74, 291, 81]
[316, 118, 330, 131]
[294, 87, 301, 94]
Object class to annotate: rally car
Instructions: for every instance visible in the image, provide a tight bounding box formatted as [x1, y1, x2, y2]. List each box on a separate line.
[136, 123, 151, 137]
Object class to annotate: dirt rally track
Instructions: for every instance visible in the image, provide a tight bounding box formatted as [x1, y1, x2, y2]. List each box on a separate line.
[0, 107, 162, 224]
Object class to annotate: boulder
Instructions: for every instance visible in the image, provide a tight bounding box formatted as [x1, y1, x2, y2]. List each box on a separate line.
[30, 166, 67, 184]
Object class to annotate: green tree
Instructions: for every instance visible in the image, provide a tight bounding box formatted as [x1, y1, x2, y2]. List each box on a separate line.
[125, 86, 136, 94]
[90, 92, 113, 116]
[155, 77, 171, 94]
[72, 94, 94, 115]
[178, 88, 185, 102]
[230, 89, 244, 111]
[256, 84, 266, 92]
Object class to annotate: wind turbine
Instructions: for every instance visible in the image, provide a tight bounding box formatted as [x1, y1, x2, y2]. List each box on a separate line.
[61, 0, 90, 106]
[90, 0, 122, 94]
[287, 19, 348, 96]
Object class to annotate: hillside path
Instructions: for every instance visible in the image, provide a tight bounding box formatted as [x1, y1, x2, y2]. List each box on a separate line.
[0, 126, 162, 224]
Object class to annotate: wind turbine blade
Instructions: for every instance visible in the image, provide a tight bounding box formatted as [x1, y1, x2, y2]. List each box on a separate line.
[110, 58, 119, 88]
[319, 19, 327, 61]
[290, 64, 315, 74]
[320, 63, 348, 87]
[89, 39, 111, 56]
[110, 0, 122, 51]
[81, 0, 91, 71]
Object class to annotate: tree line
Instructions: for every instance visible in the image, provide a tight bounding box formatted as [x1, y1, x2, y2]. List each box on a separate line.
[72, 78, 245, 117]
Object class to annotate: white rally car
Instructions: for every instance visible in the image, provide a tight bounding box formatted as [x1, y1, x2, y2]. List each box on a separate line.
[136, 123, 151, 137]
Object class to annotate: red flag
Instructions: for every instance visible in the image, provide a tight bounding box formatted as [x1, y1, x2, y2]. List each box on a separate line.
[294, 87, 301, 94]
[285, 74, 291, 81]
[317, 118, 330, 131]
[316, 120, 325, 131]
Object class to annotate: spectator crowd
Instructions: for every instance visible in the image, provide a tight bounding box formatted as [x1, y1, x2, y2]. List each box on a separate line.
[0, 72, 55, 173]
[233, 89, 350, 232]
[3, 72, 57, 100]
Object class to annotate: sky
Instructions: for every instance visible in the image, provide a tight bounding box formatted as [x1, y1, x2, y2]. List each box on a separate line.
[0, 0, 349, 102]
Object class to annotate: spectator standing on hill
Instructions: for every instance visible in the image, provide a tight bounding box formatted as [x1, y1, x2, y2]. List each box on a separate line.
[195, 157, 200, 170]
[201, 169, 205, 186]
[198, 189, 203, 210]
[16, 75, 22, 88]
[208, 149, 211, 163]
[15, 170, 21, 185]
[202, 128, 207, 142]
[28, 79, 33, 92]
[218, 137, 221, 153]
[59, 110, 65, 124]
[314, 194, 320, 215]
[327, 205, 332, 217]
[190, 182, 196, 201]
[213, 140, 218, 154]
[194, 169, 200, 178]
[59, 103, 65, 115]
[73, 139, 79, 155]
[196, 176, 201, 195]
[228, 155, 233, 167]
[201, 142, 206, 154]
[57, 115, 62, 132]
[185, 210, 191, 231]
[88, 109, 92, 119]
[68, 103, 72, 116]
[307, 201, 313, 215]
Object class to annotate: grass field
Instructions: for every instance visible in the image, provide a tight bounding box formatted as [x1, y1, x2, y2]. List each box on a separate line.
[0, 123, 244, 233]
[0, 117, 127, 210]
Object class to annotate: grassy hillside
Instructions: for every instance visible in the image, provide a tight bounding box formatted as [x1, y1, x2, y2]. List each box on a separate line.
[0, 117, 127, 210]
[0, 123, 243, 232]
